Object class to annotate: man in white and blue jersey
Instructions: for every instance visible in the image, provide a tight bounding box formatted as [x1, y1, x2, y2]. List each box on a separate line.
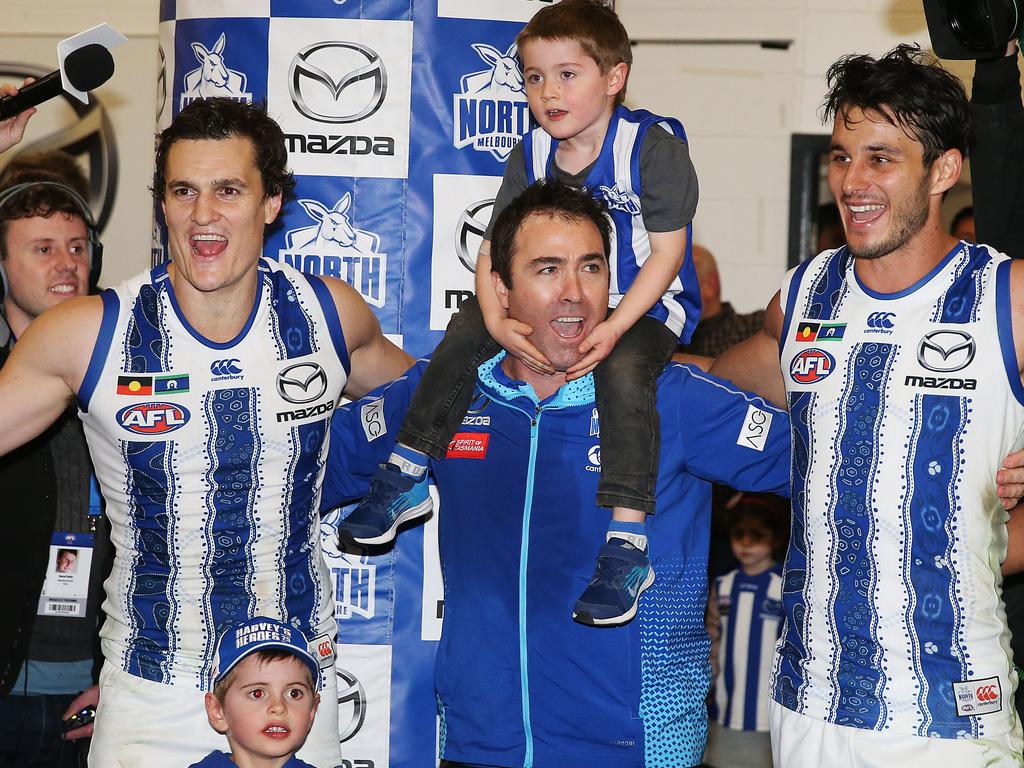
[713, 45, 1024, 766]
[0, 98, 413, 766]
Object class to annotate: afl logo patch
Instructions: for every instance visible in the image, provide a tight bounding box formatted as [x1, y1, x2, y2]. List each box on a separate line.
[116, 402, 190, 435]
[789, 348, 835, 384]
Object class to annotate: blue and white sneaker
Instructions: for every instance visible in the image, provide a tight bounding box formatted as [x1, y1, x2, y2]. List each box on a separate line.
[572, 538, 655, 626]
[339, 462, 433, 547]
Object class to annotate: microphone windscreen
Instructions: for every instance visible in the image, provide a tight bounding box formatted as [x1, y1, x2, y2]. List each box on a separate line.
[64, 44, 115, 91]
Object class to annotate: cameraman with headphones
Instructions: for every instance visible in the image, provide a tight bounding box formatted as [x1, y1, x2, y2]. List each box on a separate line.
[0, 168, 110, 766]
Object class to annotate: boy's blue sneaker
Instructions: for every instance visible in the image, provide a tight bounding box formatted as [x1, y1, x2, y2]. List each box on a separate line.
[338, 462, 433, 547]
[572, 538, 655, 626]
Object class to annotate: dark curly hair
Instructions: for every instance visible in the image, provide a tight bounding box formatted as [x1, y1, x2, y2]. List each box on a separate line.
[822, 43, 970, 166]
[489, 180, 612, 288]
[152, 99, 295, 217]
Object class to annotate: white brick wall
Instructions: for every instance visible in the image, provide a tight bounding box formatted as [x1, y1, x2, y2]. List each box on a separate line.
[620, 0, 978, 312]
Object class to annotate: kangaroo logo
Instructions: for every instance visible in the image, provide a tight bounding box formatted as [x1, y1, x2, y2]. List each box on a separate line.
[461, 43, 524, 96]
[454, 42, 532, 161]
[597, 184, 641, 216]
[180, 33, 251, 109]
[277, 193, 387, 308]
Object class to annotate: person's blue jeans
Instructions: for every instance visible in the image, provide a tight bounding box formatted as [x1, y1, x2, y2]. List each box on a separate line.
[0, 693, 83, 767]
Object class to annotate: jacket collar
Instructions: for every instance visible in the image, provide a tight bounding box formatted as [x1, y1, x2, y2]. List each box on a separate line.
[477, 351, 595, 410]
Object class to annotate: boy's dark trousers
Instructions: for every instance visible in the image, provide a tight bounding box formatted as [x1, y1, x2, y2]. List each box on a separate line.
[397, 296, 677, 513]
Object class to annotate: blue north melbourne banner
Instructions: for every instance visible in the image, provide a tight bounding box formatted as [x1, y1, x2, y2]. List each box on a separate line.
[156, 1, 547, 765]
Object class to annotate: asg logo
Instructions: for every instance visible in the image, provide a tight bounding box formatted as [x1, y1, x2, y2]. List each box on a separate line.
[276, 362, 328, 404]
[180, 33, 251, 109]
[586, 444, 601, 473]
[289, 41, 386, 124]
[337, 668, 368, 743]
[210, 358, 242, 377]
[597, 184, 641, 216]
[455, 198, 494, 273]
[789, 349, 835, 384]
[453, 42, 532, 161]
[866, 311, 895, 331]
[116, 402, 190, 435]
[977, 684, 999, 702]
[360, 398, 386, 442]
[917, 330, 975, 373]
[277, 193, 386, 308]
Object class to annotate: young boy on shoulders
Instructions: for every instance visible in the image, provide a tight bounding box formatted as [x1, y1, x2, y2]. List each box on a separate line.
[190, 617, 322, 768]
[341, 0, 700, 627]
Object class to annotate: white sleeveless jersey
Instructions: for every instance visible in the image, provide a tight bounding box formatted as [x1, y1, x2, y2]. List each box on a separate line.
[772, 242, 1024, 740]
[78, 260, 349, 689]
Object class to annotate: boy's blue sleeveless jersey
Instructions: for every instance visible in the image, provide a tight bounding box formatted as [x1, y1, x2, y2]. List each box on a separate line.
[711, 566, 784, 732]
[327, 358, 791, 768]
[522, 104, 701, 342]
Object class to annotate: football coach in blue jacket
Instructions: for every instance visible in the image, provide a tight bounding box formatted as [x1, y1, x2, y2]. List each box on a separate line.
[323, 180, 791, 768]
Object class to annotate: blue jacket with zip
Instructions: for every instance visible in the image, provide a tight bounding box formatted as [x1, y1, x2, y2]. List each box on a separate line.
[324, 355, 791, 768]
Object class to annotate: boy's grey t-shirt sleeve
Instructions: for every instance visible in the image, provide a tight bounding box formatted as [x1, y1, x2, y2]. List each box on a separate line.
[639, 124, 699, 233]
[483, 141, 529, 240]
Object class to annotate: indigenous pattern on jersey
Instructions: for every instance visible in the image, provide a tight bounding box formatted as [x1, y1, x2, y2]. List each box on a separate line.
[78, 259, 349, 689]
[712, 567, 784, 732]
[773, 242, 1024, 740]
[522, 104, 701, 341]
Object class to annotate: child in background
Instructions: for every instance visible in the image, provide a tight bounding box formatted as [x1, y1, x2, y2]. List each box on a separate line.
[704, 495, 788, 768]
[190, 617, 321, 768]
[340, 0, 700, 628]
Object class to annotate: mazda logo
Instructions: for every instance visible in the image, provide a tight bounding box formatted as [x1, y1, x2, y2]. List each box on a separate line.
[917, 330, 975, 373]
[0, 63, 119, 232]
[289, 41, 387, 124]
[456, 198, 494, 273]
[337, 668, 367, 743]
[277, 362, 328, 404]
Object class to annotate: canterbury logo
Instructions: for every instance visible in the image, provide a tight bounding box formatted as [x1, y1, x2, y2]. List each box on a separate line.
[210, 359, 242, 376]
[866, 312, 894, 330]
[977, 684, 999, 702]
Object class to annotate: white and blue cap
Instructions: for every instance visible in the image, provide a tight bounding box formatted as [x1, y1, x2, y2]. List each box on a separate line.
[212, 617, 320, 686]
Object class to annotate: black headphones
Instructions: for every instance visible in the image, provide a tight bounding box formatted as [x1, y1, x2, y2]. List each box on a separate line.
[0, 181, 104, 302]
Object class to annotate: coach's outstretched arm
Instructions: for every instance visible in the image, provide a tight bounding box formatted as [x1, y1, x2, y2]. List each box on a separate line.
[709, 292, 787, 409]
[0, 295, 99, 457]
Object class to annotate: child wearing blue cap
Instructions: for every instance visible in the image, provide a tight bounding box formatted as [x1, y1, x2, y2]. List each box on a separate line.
[189, 617, 322, 768]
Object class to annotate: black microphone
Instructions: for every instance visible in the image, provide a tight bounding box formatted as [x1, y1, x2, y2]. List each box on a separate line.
[0, 44, 114, 120]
